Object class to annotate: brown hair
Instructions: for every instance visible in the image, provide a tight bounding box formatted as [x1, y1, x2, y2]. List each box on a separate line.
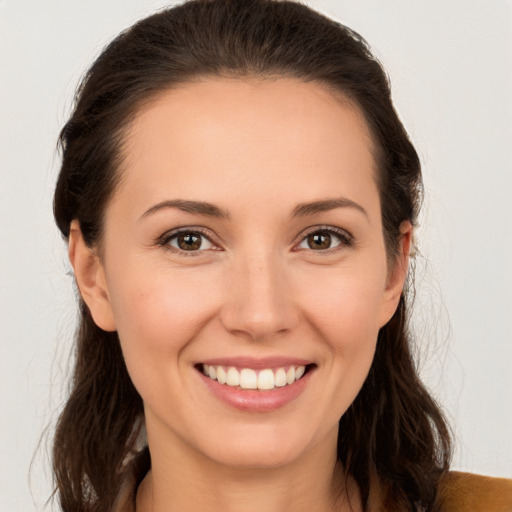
[53, 1, 451, 510]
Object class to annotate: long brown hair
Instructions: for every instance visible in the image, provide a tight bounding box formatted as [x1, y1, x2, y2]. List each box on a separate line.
[52, 1, 451, 510]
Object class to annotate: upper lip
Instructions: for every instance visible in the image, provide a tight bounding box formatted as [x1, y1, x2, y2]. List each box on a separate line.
[198, 356, 313, 369]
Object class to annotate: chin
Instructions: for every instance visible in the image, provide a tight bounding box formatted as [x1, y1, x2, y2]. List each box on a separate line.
[209, 443, 303, 470]
[196, 424, 323, 470]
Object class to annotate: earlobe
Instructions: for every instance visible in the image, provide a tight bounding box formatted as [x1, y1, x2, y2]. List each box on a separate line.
[378, 221, 413, 327]
[68, 220, 117, 332]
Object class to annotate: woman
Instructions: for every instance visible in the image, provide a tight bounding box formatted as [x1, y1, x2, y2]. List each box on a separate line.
[51, 0, 512, 511]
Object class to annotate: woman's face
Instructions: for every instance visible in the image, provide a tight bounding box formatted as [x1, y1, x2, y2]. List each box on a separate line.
[74, 77, 409, 470]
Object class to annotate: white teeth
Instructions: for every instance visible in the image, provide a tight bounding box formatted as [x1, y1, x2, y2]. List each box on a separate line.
[240, 368, 258, 389]
[257, 369, 275, 390]
[226, 367, 240, 386]
[216, 366, 227, 384]
[201, 364, 308, 390]
[275, 368, 287, 387]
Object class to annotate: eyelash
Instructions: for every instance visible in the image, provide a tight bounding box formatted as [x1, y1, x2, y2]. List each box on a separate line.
[156, 227, 218, 257]
[157, 225, 354, 257]
[295, 226, 354, 253]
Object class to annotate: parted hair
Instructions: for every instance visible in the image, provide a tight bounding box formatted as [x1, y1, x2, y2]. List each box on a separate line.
[52, 1, 451, 510]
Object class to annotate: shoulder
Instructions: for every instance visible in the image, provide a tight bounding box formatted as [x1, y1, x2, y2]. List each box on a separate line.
[438, 471, 512, 512]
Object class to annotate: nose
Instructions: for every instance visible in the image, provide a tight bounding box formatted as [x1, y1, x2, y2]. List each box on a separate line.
[219, 250, 299, 342]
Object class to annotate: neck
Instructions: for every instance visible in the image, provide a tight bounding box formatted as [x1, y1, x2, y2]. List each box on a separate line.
[136, 424, 360, 512]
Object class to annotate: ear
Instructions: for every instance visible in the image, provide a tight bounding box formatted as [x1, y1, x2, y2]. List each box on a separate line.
[378, 221, 413, 327]
[68, 220, 117, 332]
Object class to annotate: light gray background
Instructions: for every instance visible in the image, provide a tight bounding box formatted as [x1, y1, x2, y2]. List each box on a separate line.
[1, 0, 511, 510]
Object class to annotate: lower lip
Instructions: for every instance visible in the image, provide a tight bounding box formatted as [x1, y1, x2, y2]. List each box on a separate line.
[198, 368, 313, 413]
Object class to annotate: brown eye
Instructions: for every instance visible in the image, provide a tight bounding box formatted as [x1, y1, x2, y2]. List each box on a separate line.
[296, 228, 353, 252]
[165, 230, 215, 252]
[177, 233, 202, 250]
[306, 232, 332, 250]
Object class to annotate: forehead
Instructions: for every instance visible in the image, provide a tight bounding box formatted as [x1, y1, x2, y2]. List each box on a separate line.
[125, 76, 375, 157]
[114, 77, 379, 218]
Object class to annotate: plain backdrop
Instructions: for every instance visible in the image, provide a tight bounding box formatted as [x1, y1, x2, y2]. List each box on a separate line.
[1, 0, 511, 510]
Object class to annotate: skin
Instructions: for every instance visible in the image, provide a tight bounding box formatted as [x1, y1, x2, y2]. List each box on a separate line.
[69, 77, 411, 512]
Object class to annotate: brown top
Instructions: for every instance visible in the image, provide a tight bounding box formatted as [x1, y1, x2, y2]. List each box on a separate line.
[437, 471, 512, 512]
[112, 468, 512, 512]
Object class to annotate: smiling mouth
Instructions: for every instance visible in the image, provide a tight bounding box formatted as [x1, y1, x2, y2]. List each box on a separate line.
[198, 364, 314, 391]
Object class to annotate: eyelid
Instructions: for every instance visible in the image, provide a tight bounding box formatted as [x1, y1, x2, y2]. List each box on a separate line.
[156, 224, 354, 256]
[293, 225, 355, 252]
[157, 226, 221, 256]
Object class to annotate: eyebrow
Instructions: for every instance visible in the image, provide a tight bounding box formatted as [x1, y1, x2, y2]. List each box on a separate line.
[139, 199, 231, 221]
[139, 196, 368, 222]
[291, 197, 368, 219]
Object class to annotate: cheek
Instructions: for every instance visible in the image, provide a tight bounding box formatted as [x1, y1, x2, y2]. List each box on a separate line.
[295, 263, 387, 347]
[298, 268, 385, 413]
[109, 260, 218, 335]
[105, 263, 221, 386]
